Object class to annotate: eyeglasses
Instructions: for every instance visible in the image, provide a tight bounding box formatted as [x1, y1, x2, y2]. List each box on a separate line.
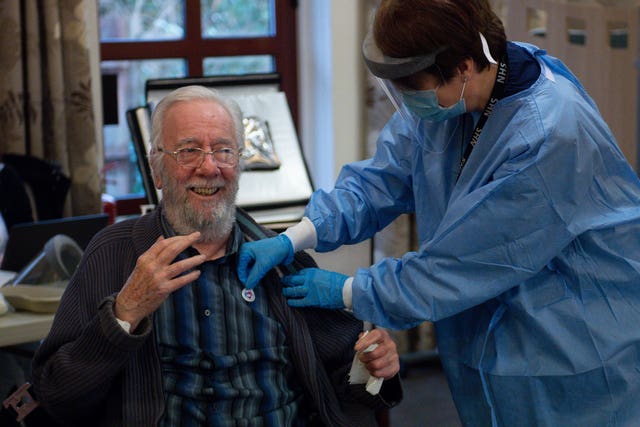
[157, 146, 240, 169]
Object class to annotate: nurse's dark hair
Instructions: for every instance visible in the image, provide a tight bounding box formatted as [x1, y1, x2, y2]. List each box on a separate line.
[374, 0, 506, 82]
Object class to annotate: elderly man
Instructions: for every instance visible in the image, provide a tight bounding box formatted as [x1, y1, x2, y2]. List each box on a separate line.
[31, 85, 401, 426]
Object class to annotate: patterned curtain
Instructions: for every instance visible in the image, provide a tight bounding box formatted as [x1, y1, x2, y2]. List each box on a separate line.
[0, 0, 102, 216]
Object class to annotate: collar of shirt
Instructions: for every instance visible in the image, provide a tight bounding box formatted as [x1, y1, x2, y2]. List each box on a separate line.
[504, 41, 540, 97]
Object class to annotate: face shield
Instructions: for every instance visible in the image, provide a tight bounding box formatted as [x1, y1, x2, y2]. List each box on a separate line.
[362, 30, 457, 151]
[363, 30, 498, 151]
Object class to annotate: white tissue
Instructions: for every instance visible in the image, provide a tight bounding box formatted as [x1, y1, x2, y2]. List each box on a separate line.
[348, 332, 384, 395]
[365, 374, 384, 395]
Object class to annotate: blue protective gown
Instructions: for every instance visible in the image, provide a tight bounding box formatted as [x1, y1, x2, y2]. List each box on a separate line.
[304, 42, 640, 426]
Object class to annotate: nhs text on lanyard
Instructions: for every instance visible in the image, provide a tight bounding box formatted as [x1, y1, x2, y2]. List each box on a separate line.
[458, 56, 508, 179]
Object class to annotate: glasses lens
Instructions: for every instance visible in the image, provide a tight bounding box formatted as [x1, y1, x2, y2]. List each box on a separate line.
[214, 149, 237, 168]
[173, 148, 238, 168]
[176, 148, 202, 167]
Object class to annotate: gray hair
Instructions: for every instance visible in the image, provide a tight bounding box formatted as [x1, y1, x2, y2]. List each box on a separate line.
[148, 85, 244, 172]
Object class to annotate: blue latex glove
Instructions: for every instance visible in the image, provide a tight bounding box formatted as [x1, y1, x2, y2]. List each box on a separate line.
[282, 268, 347, 309]
[237, 235, 294, 289]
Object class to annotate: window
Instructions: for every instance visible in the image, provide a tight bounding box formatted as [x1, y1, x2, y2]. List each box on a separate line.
[526, 7, 547, 38]
[99, 0, 298, 213]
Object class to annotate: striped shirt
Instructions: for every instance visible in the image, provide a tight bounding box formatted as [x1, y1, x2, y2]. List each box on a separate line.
[155, 221, 302, 426]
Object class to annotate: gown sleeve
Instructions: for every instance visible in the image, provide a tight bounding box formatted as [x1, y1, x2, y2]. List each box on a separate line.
[305, 114, 418, 252]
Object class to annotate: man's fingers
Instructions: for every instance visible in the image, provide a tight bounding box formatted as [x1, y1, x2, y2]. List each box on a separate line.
[148, 232, 201, 264]
[367, 358, 399, 380]
[136, 233, 203, 279]
[161, 232, 201, 261]
[355, 328, 384, 352]
[163, 254, 206, 281]
[359, 345, 399, 379]
[354, 328, 400, 379]
[165, 269, 201, 292]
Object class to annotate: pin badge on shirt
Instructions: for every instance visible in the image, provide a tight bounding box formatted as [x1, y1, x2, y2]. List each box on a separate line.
[241, 288, 256, 303]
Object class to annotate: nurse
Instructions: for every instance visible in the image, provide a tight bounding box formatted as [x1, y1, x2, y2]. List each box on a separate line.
[239, 0, 640, 425]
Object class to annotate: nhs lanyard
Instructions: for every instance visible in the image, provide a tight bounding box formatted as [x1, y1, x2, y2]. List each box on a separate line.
[458, 55, 508, 178]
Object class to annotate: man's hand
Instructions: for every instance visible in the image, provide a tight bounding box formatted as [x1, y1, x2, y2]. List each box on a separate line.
[237, 235, 294, 289]
[282, 268, 347, 309]
[355, 328, 400, 380]
[114, 232, 206, 331]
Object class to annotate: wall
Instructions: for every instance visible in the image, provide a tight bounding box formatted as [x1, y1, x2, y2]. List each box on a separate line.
[297, 1, 365, 191]
[503, 0, 639, 169]
[296, 1, 372, 276]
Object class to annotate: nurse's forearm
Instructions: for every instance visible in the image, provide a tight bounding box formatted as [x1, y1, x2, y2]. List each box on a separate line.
[283, 219, 354, 309]
[343, 277, 353, 309]
[282, 216, 317, 252]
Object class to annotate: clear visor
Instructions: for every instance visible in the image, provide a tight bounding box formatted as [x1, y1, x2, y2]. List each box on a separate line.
[375, 76, 460, 153]
[362, 26, 451, 149]
[369, 32, 497, 151]
[376, 76, 414, 126]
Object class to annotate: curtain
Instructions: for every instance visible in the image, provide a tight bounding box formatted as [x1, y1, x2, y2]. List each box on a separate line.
[0, 0, 102, 217]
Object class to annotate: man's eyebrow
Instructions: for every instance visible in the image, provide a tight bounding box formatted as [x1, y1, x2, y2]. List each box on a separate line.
[211, 137, 235, 147]
[176, 137, 235, 148]
[176, 137, 198, 146]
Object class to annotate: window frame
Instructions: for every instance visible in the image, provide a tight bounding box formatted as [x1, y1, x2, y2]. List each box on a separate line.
[100, 0, 299, 214]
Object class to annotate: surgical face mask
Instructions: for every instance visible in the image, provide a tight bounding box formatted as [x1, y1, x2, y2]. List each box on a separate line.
[401, 78, 467, 122]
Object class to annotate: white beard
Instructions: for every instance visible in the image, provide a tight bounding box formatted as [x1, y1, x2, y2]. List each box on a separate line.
[160, 171, 239, 242]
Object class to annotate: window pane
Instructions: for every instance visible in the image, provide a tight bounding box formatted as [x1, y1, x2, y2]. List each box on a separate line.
[201, 0, 274, 38]
[203, 55, 274, 75]
[608, 21, 628, 49]
[527, 7, 547, 38]
[99, 0, 185, 41]
[101, 59, 186, 197]
[566, 17, 586, 46]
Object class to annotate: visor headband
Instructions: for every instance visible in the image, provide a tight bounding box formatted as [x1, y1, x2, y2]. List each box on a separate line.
[362, 30, 447, 80]
[363, 31, 498, 79]
[479, 32, 498, 65]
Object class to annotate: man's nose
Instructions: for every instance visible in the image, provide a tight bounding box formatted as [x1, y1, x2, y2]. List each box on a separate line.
[196, 152, 222, 172]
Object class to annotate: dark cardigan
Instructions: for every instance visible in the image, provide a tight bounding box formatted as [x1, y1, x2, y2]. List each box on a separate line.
[31, 207, 401, 426]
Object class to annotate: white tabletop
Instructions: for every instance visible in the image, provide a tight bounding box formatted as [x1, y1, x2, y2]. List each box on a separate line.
[0, 311, 54, 347]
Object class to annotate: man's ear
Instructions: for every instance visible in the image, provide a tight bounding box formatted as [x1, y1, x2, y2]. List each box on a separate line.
[149, 152, 163, 189]
[152, 170, 162, 190]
